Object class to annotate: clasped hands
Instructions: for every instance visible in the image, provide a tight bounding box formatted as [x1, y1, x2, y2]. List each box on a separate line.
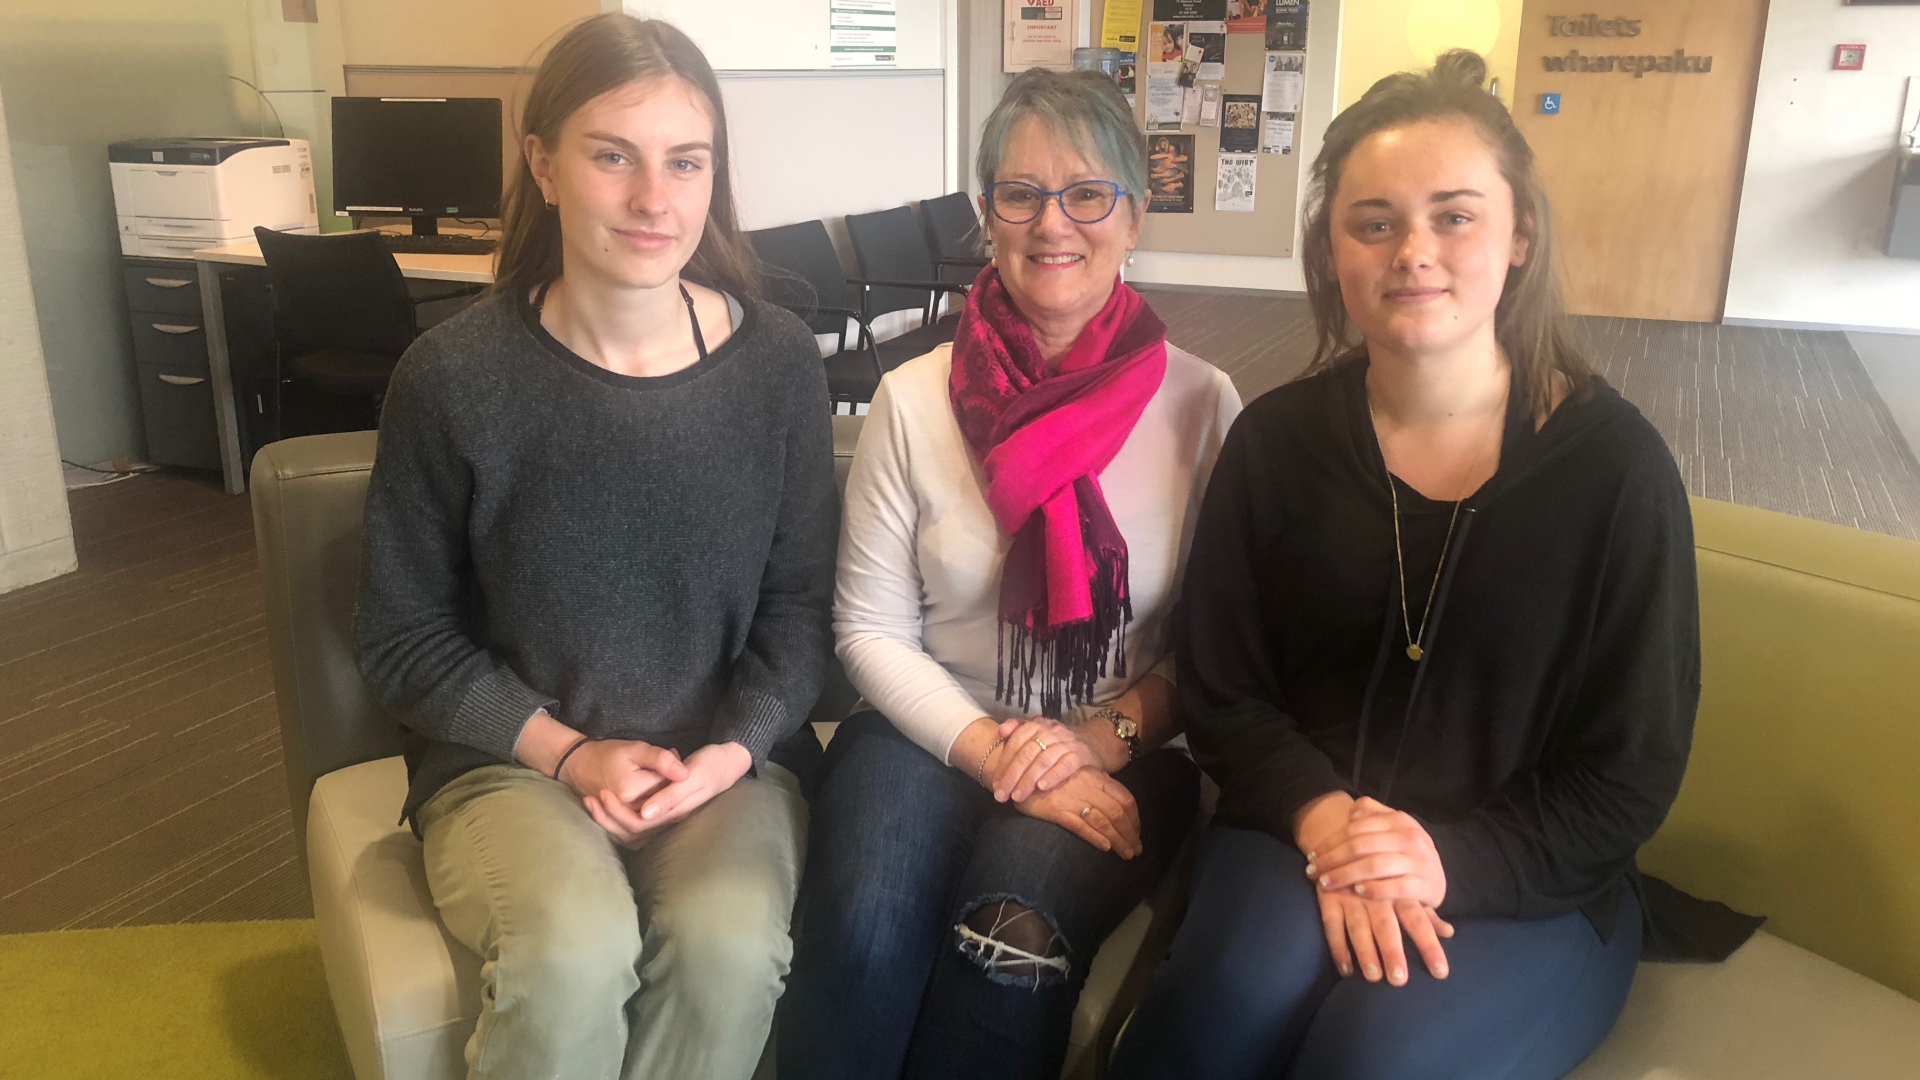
[566, 737, 751, 850]
[1294, 792, 1453, 987]
[981, 716, 1143, 860]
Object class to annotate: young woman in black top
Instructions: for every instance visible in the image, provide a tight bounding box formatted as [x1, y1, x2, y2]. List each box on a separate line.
[1109, 51, 1699, 1080]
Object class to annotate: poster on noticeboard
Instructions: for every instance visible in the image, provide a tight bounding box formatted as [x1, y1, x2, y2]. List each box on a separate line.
[1265, 0, 1308, 50]
[1153, 0, 1226, 20]
[1225, 0, 1268, 33]
[1147, 133, 1195, 213]
[1219, 93, 1261, 152]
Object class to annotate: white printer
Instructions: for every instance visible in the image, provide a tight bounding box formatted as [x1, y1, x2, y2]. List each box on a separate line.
[108, 137, 318, 259]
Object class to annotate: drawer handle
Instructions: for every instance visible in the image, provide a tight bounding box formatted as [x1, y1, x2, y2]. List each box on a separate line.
[156, 374, 206, 386]
[150, 323, 200, 335]
[156, 222, 199, 229]
[144, 277, 193, 288]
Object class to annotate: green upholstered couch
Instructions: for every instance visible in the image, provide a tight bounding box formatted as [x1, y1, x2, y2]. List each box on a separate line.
[251, 421, 1919, 1080]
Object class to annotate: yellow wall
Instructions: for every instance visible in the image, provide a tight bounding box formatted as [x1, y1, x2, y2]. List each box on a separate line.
[1337, 0, 1523, 108]
[337, 0, 600, 68]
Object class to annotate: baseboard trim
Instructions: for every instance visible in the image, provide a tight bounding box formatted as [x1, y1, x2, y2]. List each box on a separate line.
[1723, 316, 1920, 338]
[0, 535, 77, 595]
[1130, 281, 1308, 299]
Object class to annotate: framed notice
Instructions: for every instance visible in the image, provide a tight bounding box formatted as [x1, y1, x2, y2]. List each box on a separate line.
[1147, 133, 1196, 213]
[1006, 0, 1074, 72]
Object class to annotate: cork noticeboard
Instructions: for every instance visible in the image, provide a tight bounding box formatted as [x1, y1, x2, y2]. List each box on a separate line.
[1088, 0, 1303, 259]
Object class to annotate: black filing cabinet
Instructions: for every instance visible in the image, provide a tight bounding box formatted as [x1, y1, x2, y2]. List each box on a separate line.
[122, 256, 220, 471]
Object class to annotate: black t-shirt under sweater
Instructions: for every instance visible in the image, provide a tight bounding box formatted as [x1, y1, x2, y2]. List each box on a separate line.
[354, 288, 838, 825]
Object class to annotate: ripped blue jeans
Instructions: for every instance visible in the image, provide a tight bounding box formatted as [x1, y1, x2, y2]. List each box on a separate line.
[779, 710, 1200, 1080]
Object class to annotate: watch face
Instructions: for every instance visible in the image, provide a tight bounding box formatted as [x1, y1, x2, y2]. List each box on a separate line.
[1115, 717, 1140, 739]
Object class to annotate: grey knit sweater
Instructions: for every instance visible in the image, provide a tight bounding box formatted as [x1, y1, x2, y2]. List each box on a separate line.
[354, 289, 837, 823]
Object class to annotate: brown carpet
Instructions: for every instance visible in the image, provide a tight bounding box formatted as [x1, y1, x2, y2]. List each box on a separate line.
[3, 290, 1917, 935]
[0, 471, 309, 933]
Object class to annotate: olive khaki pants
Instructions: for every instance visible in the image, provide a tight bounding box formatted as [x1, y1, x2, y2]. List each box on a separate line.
[417, 762, 806, 1080]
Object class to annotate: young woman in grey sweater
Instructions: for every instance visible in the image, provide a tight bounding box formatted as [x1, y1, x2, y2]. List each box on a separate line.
[353, 16, 835, 1080]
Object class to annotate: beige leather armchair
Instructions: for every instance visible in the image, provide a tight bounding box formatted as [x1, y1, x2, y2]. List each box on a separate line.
[250, 423, 1179, 1080]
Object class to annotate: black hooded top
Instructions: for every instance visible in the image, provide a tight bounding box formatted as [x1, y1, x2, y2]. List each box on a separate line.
[1178, 357, 1699, 941]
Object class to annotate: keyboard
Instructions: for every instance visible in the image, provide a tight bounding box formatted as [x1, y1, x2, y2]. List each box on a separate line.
[382, 233, 497, 256]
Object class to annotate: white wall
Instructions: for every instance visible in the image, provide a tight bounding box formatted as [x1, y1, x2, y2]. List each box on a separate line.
[0, 82, 77, 594]
[1723, 0, 1920, 334]
[622, 0, 947, 72]
[0, 0, 258, 463]
[1127, 0, 1342, 293]
[721, 71, 948, 232]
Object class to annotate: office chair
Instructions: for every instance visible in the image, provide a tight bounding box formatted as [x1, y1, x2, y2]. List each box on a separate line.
[252, 227, 477, 439]
[919, 191, 992, 286]
[844, 205, 971, 363]
[747, 219, 889, 411]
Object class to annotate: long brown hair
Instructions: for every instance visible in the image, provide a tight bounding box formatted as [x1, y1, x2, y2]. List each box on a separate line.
[1299, 49, 1588, 418]
[488, 14, 760, 302]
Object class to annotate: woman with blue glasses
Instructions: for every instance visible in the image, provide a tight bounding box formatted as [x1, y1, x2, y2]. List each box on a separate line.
[778, 68, 1241, 1080]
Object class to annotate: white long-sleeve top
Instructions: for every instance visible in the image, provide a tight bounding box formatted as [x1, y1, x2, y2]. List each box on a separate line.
[834, 341, 1244, 766]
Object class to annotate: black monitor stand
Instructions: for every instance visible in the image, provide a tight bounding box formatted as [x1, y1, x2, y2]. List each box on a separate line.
[409, 214, 441, 236]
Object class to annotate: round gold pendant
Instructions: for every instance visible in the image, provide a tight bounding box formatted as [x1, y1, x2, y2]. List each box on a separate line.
[1406, 644, 1424, 661]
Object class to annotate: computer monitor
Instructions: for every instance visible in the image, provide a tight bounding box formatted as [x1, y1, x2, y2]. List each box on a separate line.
[331, 97, 503, 236]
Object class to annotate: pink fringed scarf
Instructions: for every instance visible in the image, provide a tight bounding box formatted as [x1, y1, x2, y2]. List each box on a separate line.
[949, 265, 1169, 717]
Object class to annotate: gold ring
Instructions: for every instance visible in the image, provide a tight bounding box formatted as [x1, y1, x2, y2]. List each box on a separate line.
[1036, 738, 1048, 751]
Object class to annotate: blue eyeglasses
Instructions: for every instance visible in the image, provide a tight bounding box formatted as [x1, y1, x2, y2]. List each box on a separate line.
[986, 180, 1131, 225]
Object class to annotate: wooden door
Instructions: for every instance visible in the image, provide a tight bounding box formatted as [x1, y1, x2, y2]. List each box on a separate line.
[1511, 0, 1769, 321]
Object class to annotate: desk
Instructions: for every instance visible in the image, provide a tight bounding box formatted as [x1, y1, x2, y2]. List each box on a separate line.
[193, 238, 495, 493]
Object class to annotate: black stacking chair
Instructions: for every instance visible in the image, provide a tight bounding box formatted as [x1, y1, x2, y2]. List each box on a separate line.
[844, 206, 972, 362]
[252, 227, 474, 439]
[920, 191, 991, 286]
[747, 219, 887, 412]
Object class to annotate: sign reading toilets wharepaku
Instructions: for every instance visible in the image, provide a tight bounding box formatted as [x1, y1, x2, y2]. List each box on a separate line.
[1540, 13, 1716, 76]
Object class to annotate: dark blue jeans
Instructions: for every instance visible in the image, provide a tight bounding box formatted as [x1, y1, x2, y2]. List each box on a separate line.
[778, 710, 1200, 1080]
[1109, 825, 1642, 1080]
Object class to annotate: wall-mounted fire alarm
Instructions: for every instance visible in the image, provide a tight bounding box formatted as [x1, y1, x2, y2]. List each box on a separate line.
[1834, 44, 1867, 71]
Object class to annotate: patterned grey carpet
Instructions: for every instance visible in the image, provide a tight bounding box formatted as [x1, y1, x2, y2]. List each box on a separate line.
[1141, 286, 1920, 542]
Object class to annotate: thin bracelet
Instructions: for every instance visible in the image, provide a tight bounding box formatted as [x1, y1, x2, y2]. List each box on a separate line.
[975, 735, 1007, 786]
[551, 735, 593, 782]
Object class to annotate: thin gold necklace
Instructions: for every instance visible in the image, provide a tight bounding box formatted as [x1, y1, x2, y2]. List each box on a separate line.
[1371, 387, 1505, 663]
[1386, 477, 1460, 662]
